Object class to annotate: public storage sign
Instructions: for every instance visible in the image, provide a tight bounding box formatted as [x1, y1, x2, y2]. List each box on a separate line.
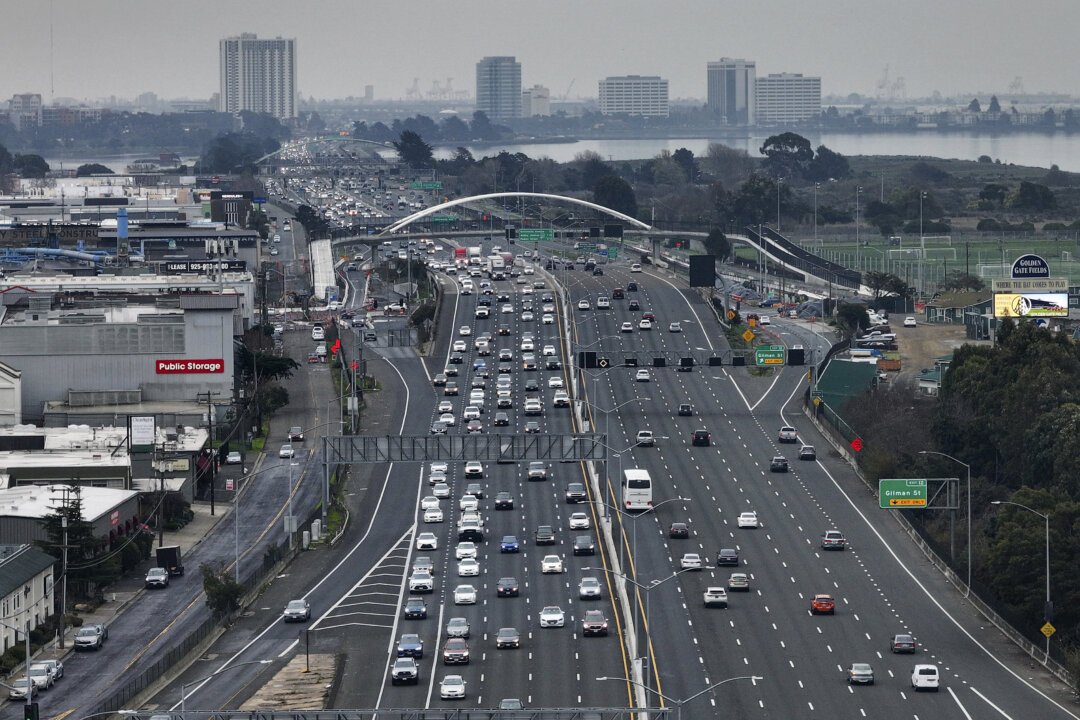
[156, 359, 225, 374]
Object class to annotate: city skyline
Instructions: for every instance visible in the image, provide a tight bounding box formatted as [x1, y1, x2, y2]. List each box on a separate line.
[4, 0, 1079, 106]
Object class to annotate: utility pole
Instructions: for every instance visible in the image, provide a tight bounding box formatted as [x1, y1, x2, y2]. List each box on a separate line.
[198, 391, 221, 515]
[58, 514, 69, 649]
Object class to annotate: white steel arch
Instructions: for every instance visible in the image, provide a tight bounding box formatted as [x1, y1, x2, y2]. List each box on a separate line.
[381, 192, 651, 235]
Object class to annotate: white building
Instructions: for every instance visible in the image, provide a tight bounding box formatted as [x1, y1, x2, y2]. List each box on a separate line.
[522, 85, 551, 117]
[219, 33, 297, 119]
[755, 73, 821, 125]
[0, 545, 55, 653]
[598, 76, 669, 117]
[706, 59, 756, 125]
[475, 56, 522, 121]
[9, 93, 43, 131]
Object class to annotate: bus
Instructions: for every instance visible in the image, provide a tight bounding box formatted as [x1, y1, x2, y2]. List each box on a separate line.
[622, 469, 653, 512]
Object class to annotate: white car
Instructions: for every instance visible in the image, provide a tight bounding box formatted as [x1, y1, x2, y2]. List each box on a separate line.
[635, 369, 651, 382]
[911, 664, 940, 691]
[520, 339, 535, 351]
[539, 606, 566, 628]
[459, 495, 480, 512]
[636, 430, 655, 446]
[759, 315, 771, 326]
[463, 406, 481, 421]
[459, 325, 472, 336]
[464, 461, 484, 478]
[737, 511, 760, 529]
[621, 321, 634, 333]
[680, 552, 703, 570]
[474, 307, 489, 318]
[596, 297, 610, 309]
[421, 495, 441, 511]
[569, 512, 591, 530]
[630, 263, 643, 273]
[669, 322, 682, 332]
[455, 541, 478, 560]
[521, 311, 535, 322]
[416, 533, 438, 550]
[904, 316, 918, 327]
[278, 444, 295, 458]
[438, 400, 454, 414]
[440, 674, 467, 700]
[430, 461, 448, 475]
[523, 265, 535, 275]
[454, 585, 477, 605]
[541, 554, 564, 573]
[457, 558, 480, 576]
[542, 314, 554, 324]
[432, 482, 451, 498]
[639, 318, 653, 330]
[577, 299, 591, 310]
[439, 412, 456, 427]
[501, 304, 514, 314]
[452, 340, 467, 352]
[542, 344, 556, 357]
[548, 376, 564, 388]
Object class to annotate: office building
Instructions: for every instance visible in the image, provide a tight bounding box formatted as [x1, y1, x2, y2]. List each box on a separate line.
[755, 73, 821, 125]
[9, 94, 42, 131]
[706, 58, 755, 125]
[475, 56, 522, 121]
[522, 85, 551, 117]
[598, 76, 669, 117]
[219, 33, 297, 119]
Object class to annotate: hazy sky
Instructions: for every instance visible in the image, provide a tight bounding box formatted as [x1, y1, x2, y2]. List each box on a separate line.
[5, 0, 1079, 104]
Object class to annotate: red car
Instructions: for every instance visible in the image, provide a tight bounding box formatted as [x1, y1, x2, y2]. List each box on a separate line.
[810, 594, 835, 615]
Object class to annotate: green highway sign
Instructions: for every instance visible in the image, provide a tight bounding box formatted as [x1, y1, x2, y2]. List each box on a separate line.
[577, 242, 597, 252]
[755, 345, 785, 366]
[432, 215, 458, 223]
[879, 478, 928, 508]
[409, 181, 442, 190]
[519, 228, 555, 243]
[607, 247, 618, 259]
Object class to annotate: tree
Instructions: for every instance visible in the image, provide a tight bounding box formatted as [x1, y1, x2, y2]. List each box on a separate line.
[14, 153, 50, 178]
[575, 151, 611, 189]
[236, 345, 299, 383]
[1006, 181, 1056, 211]
[201, 561, 245, 614]
[806, 145, 851, 181]
[834, 303, 870, 337]
[199, 132, 279, 174]
[968, 98, 982, 112]
[979, 183, 1009, 206]
[701, 143, 757, 187]
[702, 229, 731, 262]
[393, 130, 434, 169]
[759, 132, 813, 179]
[75, 163, 113, 177]
[37, 486, 123, 599]
[671, 148, 697, 183]
[941, 271, 985, 292]
[592, 174, 637, 218]
[988, 95, 1002, 113]
[725, 173, 778, 227]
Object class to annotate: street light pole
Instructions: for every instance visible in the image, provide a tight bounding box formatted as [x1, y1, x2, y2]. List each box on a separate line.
[814, 182, 820, 247]
[919, 450, 971, 596]
[919, 190, 927, 301]
[991, 500, 1051, 662]
[855, 186, 863, 273]
[597, 674, 762, 720]
[776, 177, 783, 235]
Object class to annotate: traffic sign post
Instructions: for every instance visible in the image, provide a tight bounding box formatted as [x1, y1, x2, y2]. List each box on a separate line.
[755, 345, 785, 366]
[519, 228, 555, 243]
[879, 478, 928, 508]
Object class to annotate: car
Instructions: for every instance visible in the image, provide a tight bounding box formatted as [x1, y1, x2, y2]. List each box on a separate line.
[565, 482, 587, 503]
[728, 572, 750, 591]
[35, 659, 63, 681]
[463, 407, 481, 422]
[821, 530, 846, 550]
[423, 507, 444, 523]
[430, 421, 448, 435]
[524, 398, 542, 415]
[412, 556, 435, 576]
[454, 584, 477, 605]
[498, 348, 513, 362]
[409, 569, 434, 593]
[432, 482, 451, 498]
[620, 321, 634, 333]
[546, 357, 563, 371]
[446, 616, 470, 638]
[911, 664, 940, 691]
[635, 369, 651, 382]
[442, 638, 470, 665]
[457, 558, 480, 576]
[904, 316, 918, 327]
[498, 325, 512, 336]
[553, 390, 570, 407]
[890, 633, 917, 653]
[578, 299, 591, 310]
[680, 552, 703, 570]
[528, 461, 548, 480]
[416, 532, 438, 550]
[769, 456, 789, 472]
[668, 321, 682, 332]
[541, 554, 564, 573]
[475, 306, 489, 319]
[799, 445, 817, 461]
[539, 605, 566, 627]
[548, 376, 564, 388]
[582, 609, 609, 636]
[464, 461, 484, 478]
[403, 598, 427, 619]
[437, 401, 454, 415]
[758, 315, 771, 326]
[525, 421, 542, 434]
[390, 658, 420, 686]
[444, 383, 459, 396]
[811, 594, 836, 614]
[848, 663, 875, 685]
[639, 318, 653, 330]
[520, 338, 534, 351]
[496, 577, 520, 597]
[692, 429, 711, 446]
[439, 412, 456, 427]
[421, 495, 441, 511]
[717, 548, 740, 566]
[569, 512, 591, 529]
[494, 492, 514, 510]
[534, 525, 556, 544]
[703, 587, 729, 607]
[579, 576, 602, 600]
[74, 623, 108, 650]
[397, 633, 424, 658]
[501, 303, 514, 315]
[542, 313, 554, 324]
[778, 426, 799, 443]
[669, 522, 690, 539]
[596, 296, 610, 309]
[27, 663, 53, 691]
[145, 567, 170, 588]
[521, 311, 535, 322]
[573, 535, 597, 556]
[500, 535, 520, 553]
[225, 451, 242, 465]
[459, 325, 472, 336]
[678, 403, 693, 416]
[8, 678, 36, 700]
[278, 443, 295, 458]
[738, 512, 759, 529]
[524, 376, 540, 391]
[592, 266, 604, 276]
[452, 340, 467, 352]
[496, 627, 521, 649]
[542, 344, 557, 357]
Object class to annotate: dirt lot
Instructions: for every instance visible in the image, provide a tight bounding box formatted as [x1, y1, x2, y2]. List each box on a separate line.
[891, 319, 982, 379]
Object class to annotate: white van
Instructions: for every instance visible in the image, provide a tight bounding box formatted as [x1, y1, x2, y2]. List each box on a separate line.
[311, 325, 325, 341]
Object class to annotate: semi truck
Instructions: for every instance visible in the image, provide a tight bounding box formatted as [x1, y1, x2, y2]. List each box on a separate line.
[156, 545, 185, 576]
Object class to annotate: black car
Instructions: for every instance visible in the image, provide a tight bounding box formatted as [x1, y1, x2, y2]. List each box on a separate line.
[692, 429, 711, 446]
[565, 483, 587, 503]
[592, 266, 604, 276]
[449, 352, 464, 364]
[628, 299, 641, 311]
[678, 403, 693, 416]
[545, 358, 562, 370]
[494, 412, 510, 426]
[572, 535, 596, 555]
[524, 378, 541, 392]
[798, 445, 817, 460]
[498, 325, 512, 336]
[669, 522, 690, 539]
[496, 577, 520, 597]
[612, 288, 625, 299]
[494, 492, 515, 510]
[534, 525, 556, 545]
[626, 282, 638, 292]
[769, 456, 789, 472]
[717, 548, 740, 566]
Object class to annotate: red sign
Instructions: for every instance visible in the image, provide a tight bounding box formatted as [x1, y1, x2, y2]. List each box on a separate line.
[156, 359, 225, 374]
[212, 175, 220, 184]
[110, 509, 119, 527]
[851, 437, 863, 452]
